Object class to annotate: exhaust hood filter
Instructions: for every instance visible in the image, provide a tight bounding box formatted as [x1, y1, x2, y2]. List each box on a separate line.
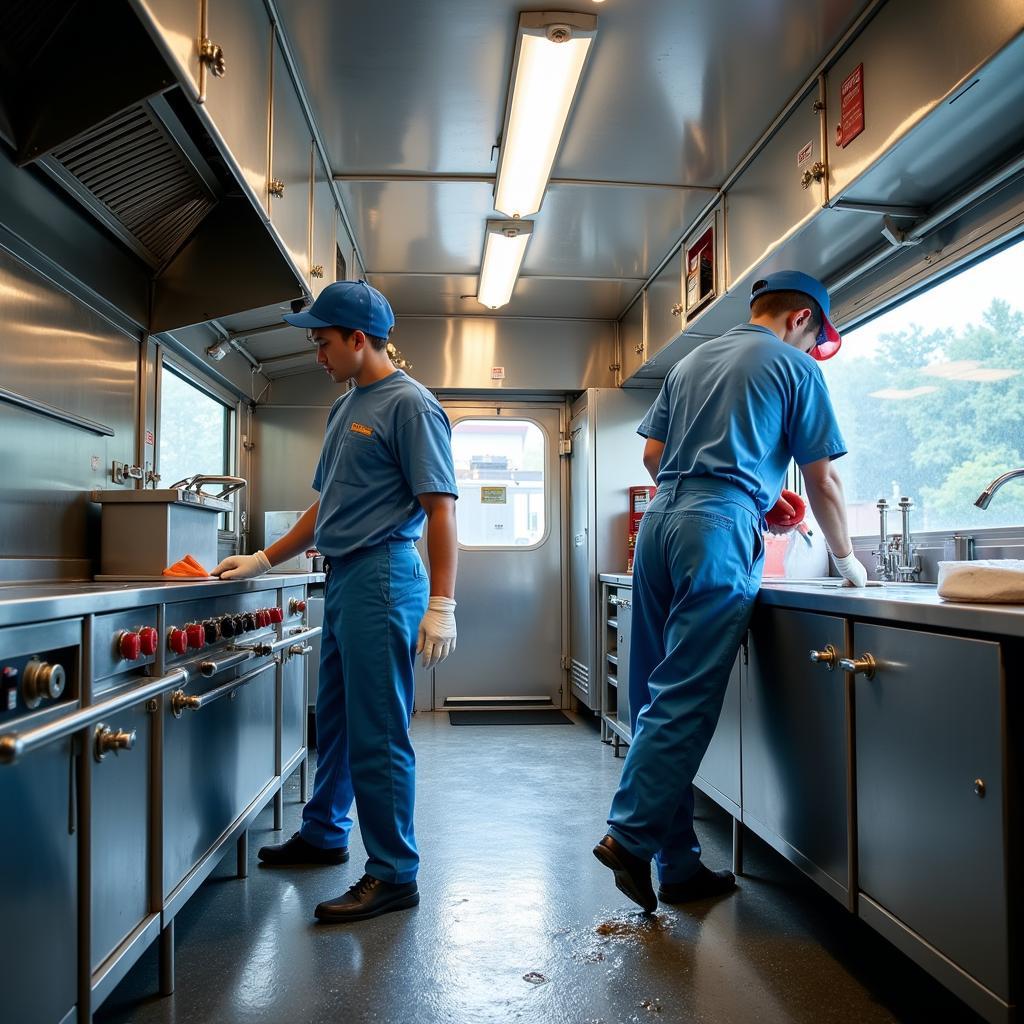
[43, 100, 219, 269]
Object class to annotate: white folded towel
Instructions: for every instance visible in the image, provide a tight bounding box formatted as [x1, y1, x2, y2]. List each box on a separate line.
[936, 559, 1024, 603]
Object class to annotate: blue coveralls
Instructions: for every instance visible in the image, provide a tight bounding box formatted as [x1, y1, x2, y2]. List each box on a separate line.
[607, 324, 846, 884]
[299, 370, 457, 884]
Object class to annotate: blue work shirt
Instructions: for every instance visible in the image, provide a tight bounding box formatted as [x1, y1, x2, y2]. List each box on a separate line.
[639, 323, 846, 516]
[312, 370, 457, 557]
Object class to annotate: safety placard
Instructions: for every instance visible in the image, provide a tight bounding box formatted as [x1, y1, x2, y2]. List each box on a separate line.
[480, 486, 507, 504]
[837, 63, 865, 148]
[490, 366, 506, 380]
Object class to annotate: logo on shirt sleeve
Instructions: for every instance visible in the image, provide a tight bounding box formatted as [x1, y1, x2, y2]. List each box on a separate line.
[350, 422, 373, 437]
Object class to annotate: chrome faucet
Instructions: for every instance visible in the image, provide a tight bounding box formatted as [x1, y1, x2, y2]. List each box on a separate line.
[874, 496, 921, 582]
[975, 467, 1024, 509]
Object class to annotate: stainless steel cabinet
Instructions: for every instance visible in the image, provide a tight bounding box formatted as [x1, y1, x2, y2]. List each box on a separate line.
[569, 402, 594, 708]
[854, 624, 1008, 1001]
[91, 697, 151, 974]
[269, 42, 313, 277]
[695, 649, 742, 816]
[726, 82, 825, 286]
[614, 591, 633, 732]
[619, 294, 646, 382]
[743, 606, 849, 903]
[644, 247, 683, 361]
[204, 0, 272, 203]
[132, 0, 202, 97]
[310, 155, 338, 297]
[282, 650, 305, 770]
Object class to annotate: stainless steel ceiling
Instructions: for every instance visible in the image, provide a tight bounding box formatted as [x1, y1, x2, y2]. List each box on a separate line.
[274, 0, 870, 320]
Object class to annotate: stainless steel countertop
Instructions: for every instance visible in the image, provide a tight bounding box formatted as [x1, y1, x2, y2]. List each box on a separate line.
[599, 573, 1024, 639]
[0, 574, 326, 628]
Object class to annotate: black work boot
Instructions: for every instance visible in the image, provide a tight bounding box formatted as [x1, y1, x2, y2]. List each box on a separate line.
[658, 864, 737, 904]
[314, 874, 420, 923]
[257, 832, 349, 866]
[593, 834, 657, 913]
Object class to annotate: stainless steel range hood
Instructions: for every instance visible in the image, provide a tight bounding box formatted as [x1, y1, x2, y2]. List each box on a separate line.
[0, 0, 304, 332]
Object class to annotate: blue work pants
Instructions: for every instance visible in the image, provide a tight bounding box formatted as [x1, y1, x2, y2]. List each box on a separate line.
[608, 478, 763, 883]
[300, 541, 428, 883]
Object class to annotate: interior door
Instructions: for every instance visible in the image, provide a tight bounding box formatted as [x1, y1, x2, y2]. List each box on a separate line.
[432, 402, 566, 709]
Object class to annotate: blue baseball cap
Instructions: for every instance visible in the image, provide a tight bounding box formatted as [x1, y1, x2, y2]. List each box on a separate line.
[749, 270, 841, 360]
[283, 280, 395, 338]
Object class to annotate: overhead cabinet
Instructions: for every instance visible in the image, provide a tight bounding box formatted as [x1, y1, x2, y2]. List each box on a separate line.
[203, 0, 273, 204]
[726, 81, 825, 288]
[694, 651, 742, 816]
[618, 295, 646, 383]
[269, 43, 313, 278]
[132, 0, 203, 98]
[311, 154, 338, 297]
[643, 247, 684, 362]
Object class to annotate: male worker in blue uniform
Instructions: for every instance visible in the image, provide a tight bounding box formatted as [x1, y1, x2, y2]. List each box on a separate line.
[213, 280, 458, 923]
[594, 270, 866, 912]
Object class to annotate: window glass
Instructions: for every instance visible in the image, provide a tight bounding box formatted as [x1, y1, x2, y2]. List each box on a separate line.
[159, 366, 232, 527]
[819, 238, 1024, 535]
[451, 419, 545, 547]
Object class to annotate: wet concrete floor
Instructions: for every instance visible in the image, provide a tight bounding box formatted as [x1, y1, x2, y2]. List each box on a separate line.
[97, 712, 982, 1024]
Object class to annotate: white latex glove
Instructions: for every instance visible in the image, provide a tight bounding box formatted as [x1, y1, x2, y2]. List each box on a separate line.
[212, 549, 271, 580]
[833, 550, 867, 588]
[417, 597, 457, 669]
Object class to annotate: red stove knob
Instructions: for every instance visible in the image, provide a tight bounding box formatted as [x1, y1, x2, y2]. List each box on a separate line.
[268, 606, 283, 624]
[186, 623, 205, 649]
[138, 626, 158, 657]
[117, 630, 142, 661]
[289, 598, 307, 615]
[168, 628, 188, 656]
[255, 609, 268, 629]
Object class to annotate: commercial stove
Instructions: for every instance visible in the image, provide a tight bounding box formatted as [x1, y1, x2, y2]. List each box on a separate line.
[0, 573, 322, 1023]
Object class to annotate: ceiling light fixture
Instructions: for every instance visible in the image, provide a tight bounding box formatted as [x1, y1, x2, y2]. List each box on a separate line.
[477, 219, 534, 310]
[205, 340, 229, 361]
[493, 12, 598, 219]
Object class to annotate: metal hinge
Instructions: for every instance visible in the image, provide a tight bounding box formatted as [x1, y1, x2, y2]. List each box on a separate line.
[560, 655, 570, 670]
[559, 438, 572, 456]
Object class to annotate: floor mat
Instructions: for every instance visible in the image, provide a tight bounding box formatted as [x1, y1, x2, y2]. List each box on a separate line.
[448, 710, 573, 726]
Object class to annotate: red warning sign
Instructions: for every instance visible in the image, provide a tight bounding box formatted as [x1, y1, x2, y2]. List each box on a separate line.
[837, 63, 865, 149]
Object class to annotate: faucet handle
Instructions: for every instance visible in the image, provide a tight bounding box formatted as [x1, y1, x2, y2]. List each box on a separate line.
[898, 495, 913, 510]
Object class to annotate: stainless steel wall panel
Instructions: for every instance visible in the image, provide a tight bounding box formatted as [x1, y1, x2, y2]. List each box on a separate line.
[92, 609, 159, 691]
[726, 83, 825, 288]
[644, 247, 684, 359]
[162, 665, 276, 896]
[854, 624, 1008, 999]
[269, 43, 313, 276]
[0, 249, 138, 570]
[250, 407, 328, 551]
[90, 697, 151, 973]
[568, 401, 592, 707]
[826, 0, 1024, 203]
[0, 736, 77, 1024]
[743, 606, 849, 901]
[204, 0, 273, 203]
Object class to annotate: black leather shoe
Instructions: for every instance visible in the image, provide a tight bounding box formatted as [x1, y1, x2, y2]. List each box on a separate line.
[593, 834, 657, 913]
[315, 874, 420, 923]
[257, 832, 349, 866]
[658, 864, 737, 904]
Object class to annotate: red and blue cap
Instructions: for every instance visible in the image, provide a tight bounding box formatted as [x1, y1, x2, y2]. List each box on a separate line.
[283, 280, 395, 339]
[749, 270, 841, 360]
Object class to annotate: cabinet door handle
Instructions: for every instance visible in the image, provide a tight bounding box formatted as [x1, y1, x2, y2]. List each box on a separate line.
[808, 645, 838, 670]
[670, 303, 683, 317]
[839, 653, 876, 678]
[268, 179, 285, 198]
[200, 39, 226, 78]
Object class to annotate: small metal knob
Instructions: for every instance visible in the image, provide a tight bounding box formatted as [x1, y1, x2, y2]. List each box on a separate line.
[839, 653, 876, 678]
[808, 645, 838, 670]
[974, 778, 986, 798]
[94, 723, 136, 762]
[670, 303, 684, 317]
[310, 265, 325, 279]
[288, 643, 313, 658]
[200, 38, 226, 77]
[268, 179, 285, 199]
[288, 598, 307, 615]
[634, 342, 645, 355]
[800, 161, 827, 189]
[171, 690, 202, 718]
[21, 660, 66, 709]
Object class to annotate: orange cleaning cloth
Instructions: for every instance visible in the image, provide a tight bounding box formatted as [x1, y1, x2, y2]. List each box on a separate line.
[162, 555, 210, 577]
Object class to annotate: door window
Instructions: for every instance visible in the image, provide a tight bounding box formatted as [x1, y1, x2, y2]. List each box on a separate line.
[451, 419, 546, 547]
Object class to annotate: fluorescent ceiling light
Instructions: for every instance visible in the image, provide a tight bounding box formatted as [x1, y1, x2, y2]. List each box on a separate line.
[494, 13, 598, 219]
[477, 220, 534, 310]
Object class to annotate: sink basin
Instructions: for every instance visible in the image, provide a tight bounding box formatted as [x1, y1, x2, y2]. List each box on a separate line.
[937, 559, 1024, 603]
